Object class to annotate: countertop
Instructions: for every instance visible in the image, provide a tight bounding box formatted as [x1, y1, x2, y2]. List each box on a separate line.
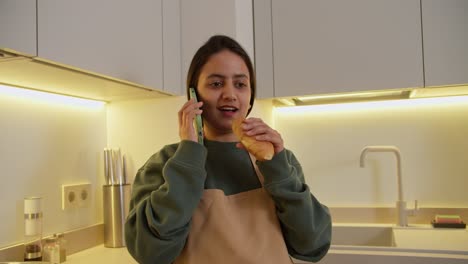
[66, 245, 303, 263]
[66, 245, 137, 264]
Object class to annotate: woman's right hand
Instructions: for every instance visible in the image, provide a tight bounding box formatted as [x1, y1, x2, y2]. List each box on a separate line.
[178, 99, 203, 142]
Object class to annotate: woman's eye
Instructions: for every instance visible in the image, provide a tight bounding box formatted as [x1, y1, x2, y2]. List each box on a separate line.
[235, 82, 247, 88]
[210, 81, 223, 88]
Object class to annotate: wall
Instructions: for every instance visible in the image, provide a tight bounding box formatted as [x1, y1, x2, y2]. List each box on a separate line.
[275, 96, 468, 208]
[3, 84, 467, 248]
[0, 85, 106, 248]
[106, 96, 273, 181]
[108, 95, 468, 210]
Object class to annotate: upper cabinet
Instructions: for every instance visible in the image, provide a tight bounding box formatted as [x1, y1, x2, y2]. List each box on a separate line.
[37, 0, 164, 92]
[254, 0, 424, 98]
[0, 0, 252, 99]
[421, 0, 468, 87]
[0, 0, 37, 56]
[178, 0, 254, 96]
[0, 0, 176, 100]
[11, 0, 467, 101]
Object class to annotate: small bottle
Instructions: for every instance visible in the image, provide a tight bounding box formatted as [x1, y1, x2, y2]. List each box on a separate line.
[24, 197, 43, 262]
[54, 233, 67, 262]
[43, 237, 60, 264]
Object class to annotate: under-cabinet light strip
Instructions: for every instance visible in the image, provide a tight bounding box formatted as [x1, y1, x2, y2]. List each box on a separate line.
[274, 95, 468, 115]
[0, 84, 106, 110]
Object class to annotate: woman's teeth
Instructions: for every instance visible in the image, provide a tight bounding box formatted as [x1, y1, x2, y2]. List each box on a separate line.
[220, 107, 237, 112]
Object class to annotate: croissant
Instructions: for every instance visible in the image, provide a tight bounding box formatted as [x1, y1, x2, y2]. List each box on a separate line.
[232, 117, 274, 161]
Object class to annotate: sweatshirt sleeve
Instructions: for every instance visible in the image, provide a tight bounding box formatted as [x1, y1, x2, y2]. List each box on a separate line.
[257, 149, 332, 262]
[125, 140, 207, 264]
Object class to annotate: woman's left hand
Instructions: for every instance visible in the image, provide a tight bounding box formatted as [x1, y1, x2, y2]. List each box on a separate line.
[238, 117, 284, 154]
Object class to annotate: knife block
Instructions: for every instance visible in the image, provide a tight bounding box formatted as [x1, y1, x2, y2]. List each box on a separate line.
[103, 184, 131, 248]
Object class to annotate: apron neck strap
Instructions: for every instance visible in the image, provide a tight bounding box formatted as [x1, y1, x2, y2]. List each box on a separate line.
[248, 153, 265, 185]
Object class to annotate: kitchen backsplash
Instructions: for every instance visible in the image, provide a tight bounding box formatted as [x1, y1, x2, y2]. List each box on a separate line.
[106, 96, 274, 179]
[2, 86, 468, 249]
[274, 96, 468, 208]
[108, 95, 468, 209]
[0, 86, 106, 249]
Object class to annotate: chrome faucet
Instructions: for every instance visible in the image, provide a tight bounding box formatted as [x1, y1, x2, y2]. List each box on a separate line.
[360, 146, 417, 226]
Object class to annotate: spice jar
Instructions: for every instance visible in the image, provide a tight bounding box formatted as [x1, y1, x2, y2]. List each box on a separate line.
[43, 236, 60, 264]
[54, 233, 67, 262]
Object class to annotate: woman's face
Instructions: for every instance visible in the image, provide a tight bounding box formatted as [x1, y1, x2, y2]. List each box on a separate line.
[197, 50, 252, 141]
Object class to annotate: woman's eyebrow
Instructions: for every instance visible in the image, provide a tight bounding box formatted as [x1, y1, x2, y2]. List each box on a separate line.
[233, 74, 249, 79]
[206, 73, 225, 79]
[206, 73, 248, 78]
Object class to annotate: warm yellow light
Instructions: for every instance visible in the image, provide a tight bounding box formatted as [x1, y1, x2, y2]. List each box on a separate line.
[275, 98, 295, 106]
[274, 95, 468, 115]
[296, 89, 407, 101]
[410, 85, 468, 98]
[0, 84, 106, 110]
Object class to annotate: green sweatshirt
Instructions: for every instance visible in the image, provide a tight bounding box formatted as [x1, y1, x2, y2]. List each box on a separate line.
[125, 140, 331, 264]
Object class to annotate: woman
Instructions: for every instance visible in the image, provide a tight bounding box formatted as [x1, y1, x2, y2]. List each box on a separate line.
[125, 35, 331, 264]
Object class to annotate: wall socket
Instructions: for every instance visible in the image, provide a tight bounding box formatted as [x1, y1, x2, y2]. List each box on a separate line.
[62, 183, 92, 210]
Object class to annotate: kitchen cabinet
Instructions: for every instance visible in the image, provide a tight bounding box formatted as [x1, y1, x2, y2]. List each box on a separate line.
[254, 0, 424, 98]
[421, 0, 468, 87]
[178, 0, 254, 96]
[1, 0, 253, 98]
[162, 0, 182, 95]
[37, 0, 165, 92]
[0, 0, 37, 56]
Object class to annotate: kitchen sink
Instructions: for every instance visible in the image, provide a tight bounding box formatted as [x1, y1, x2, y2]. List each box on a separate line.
[332, 224, 395, 247]
[393, 227, 468, 251]
[314, 224, 468, 264]
[332, 224, 468, 251]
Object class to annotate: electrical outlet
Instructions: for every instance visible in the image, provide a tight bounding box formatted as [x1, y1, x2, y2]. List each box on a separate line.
[62, 183, 92, 210]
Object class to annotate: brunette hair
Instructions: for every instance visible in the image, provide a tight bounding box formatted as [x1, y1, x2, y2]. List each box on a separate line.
[186, 35, 256, 115]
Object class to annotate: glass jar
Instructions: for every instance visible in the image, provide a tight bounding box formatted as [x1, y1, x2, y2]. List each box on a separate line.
[43, 237, 60, 264]
[54, 233, 67, 262]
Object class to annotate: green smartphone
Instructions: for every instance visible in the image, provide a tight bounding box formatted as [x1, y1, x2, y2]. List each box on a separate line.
[189, 87, 204, 144]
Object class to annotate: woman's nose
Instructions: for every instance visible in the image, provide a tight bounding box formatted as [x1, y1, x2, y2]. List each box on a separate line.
[221, 83, 236, 101]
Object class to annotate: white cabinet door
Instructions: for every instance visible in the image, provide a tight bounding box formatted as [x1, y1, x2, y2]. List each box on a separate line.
[162, 0, 182, 95]
[179, 0, 254, 96]
[37, 0, 163, 91]
[0, 0, 37, 56]
[422, 0, 468, 87]
[258, 0, 423, 98]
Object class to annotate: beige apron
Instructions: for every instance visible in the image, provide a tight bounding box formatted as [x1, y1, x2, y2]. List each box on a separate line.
[174, 155, 293, 264]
